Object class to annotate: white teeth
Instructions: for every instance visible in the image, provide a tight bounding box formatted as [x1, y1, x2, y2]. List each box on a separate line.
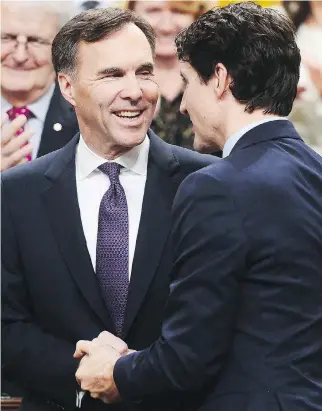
[115, 111, 141, 118]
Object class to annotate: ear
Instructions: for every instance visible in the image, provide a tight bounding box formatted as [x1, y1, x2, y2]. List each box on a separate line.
[57, 72, 76, 107]
[213, 63, 230, 99]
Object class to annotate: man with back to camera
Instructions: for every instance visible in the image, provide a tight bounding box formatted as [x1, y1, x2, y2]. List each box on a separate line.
[1, 7, 217, 411]
[75, 3, 322, 411]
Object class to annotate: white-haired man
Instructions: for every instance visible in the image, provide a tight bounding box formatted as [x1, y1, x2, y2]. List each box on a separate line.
[1, 1, 78, 171]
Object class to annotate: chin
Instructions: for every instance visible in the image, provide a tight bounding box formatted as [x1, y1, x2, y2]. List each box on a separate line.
[156, 47, 177, 60]
[193, 135, 218, 154]
[1, 75, 34, 93]
[122, 132, 146, 148]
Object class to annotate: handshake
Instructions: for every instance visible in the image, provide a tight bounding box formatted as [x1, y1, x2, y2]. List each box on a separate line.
[74, 331, 136, 404]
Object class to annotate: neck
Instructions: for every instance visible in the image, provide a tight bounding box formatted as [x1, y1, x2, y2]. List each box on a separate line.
[155, 56, 179, 70]
[1, 79, 55, 107]
[220, 107, 283, 149]
[307, 2, 322, 26]
[155, 59, 183, 102]
[80, 128, 131, 160]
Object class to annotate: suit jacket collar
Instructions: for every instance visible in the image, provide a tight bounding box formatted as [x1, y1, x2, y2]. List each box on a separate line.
[230, 119, 303, 156]
[43, 133, 114, 329]
[44, 130, 181, 336]
[147, 128, 180, 174]
[45, 129, 179, 181]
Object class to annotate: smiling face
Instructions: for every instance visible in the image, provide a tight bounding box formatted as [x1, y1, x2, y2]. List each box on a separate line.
[133, 1, 195, 60]
[1, 3, 58, 104]
[59, 23, 159, 158]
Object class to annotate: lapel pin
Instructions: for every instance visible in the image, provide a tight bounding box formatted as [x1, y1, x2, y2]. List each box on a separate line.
[53, 123, 63, 131]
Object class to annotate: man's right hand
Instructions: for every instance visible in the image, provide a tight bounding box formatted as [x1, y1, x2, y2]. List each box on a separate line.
[74, 331, 129, 359]
[1, 113, 33, 171]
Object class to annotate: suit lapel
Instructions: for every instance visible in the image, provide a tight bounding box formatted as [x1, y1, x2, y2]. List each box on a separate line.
[231, 119, 303, 155]
[37, 83, 78, 158]
[123, 131, 180, 336]
[42, 136, 114, 330]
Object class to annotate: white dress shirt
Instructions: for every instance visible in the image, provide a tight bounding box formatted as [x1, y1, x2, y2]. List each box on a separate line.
[222, 117, 287, 158]
[75, 134, 149, 278]
[1, 83, 55, 159]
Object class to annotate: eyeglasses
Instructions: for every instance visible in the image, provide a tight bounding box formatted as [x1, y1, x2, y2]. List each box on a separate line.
[1, 33, 52, 52]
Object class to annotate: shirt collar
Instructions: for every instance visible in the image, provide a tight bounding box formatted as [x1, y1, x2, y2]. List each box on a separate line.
[76, 134, 150, 181]
[222, 117, 287, 158]
[1, 82, 55, 122]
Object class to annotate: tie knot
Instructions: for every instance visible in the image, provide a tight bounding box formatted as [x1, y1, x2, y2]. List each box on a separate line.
[7, 106, 34, 121]
[99, 162, 121, 184]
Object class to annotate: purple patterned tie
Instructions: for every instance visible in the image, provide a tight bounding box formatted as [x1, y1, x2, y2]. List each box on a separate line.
[7, 106, 34, 162]
[96, 162, 129, 337]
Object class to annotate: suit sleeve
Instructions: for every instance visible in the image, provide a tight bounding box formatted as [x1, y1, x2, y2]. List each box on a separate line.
[114, 170, 248, 399]
[1, 181, 78, 409]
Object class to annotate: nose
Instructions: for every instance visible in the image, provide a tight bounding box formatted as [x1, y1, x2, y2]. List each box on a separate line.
[12, 42, 29, 64]
[179, 93, 187, 115]
[158, 10, 176, 34]
[120, 75, 143, 102]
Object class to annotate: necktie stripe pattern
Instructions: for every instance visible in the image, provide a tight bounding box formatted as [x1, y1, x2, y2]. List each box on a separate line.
[7, 106, 34, 162]
[96, 162, 129, 337]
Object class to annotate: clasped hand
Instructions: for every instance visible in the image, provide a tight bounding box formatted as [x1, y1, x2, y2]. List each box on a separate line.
[74, 331, 133, 404]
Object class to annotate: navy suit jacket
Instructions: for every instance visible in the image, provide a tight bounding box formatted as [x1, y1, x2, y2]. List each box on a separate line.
[114, 120, 322, 411]
[1, 130, 216, 411]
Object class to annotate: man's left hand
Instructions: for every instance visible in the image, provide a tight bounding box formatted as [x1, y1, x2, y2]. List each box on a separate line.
[75, 340, 121, 403]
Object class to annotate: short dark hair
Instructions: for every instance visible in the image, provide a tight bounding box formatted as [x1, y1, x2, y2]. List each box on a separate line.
[52, 8, 156, 77]
[175, 2, 301, 116]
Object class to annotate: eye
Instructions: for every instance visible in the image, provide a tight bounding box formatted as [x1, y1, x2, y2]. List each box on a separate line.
[1, 33, 16, 42]
[146, 7, 161, 14]
[138, 70, 153, 78]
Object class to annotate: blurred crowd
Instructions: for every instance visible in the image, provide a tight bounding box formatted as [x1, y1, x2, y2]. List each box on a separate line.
[1, 0, 322, 171]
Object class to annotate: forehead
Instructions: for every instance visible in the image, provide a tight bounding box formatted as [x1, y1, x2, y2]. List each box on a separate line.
[134, 1, 195, 13]
[77, 23, 154, 74]
[1, 4, 59, 38]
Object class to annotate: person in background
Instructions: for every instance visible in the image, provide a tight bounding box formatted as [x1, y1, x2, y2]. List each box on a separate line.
[127, 1, 205, 151]
[283, 0, 322, 154]
[1, 1, 78, 171]
[73, 0, 124, 14]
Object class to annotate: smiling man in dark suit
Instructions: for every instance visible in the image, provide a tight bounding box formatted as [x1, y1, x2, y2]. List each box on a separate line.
[75, 3, 322, 411]
[1, 7, 216, 411]
[1, 1, 78, 170]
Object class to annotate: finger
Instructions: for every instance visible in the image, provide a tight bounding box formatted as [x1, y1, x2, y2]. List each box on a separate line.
[1, 144, 33, 172]
[1, 115, 28, 146]
[2, 130, 33, 156]
[74, 350, 86, 359]
[90, 393, 100, 399]
[97, 331, 128, 354]
[74, 340, 92, 358]
[1, 113, 9, 128]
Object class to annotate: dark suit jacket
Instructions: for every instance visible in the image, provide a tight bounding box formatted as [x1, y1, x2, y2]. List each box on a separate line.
[114, 120, 322, 411]
[1, 130, 216, 411]
[37, 83, 78, 158]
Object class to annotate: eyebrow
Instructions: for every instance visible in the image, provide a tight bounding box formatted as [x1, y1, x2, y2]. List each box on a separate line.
[96, 67, 123, 77]
[96, 62, 154, 78]
[136, 63, 154, 72]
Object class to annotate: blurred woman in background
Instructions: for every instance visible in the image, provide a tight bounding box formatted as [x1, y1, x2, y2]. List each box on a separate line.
[283, 0, 322, 154]
[127, 1, 205, 150]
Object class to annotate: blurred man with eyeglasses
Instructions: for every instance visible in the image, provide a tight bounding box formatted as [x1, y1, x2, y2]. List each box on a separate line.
[1, 1, 78, 171]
